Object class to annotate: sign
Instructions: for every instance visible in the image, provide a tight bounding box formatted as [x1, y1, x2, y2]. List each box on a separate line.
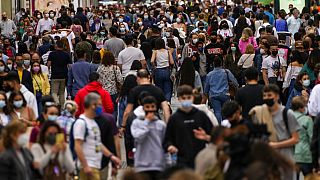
[280, 0, 305, 13]
[35, 0, 69, 12]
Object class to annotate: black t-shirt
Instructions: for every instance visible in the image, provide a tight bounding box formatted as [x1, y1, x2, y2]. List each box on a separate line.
[235, 84, 264, 119]
[127, 84, 166, 109]
[204, 42, 224, 72]
[48, 50, 72, 79]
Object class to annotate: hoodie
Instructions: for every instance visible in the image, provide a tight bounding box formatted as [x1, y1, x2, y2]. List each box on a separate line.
[74, 81, 114, 118]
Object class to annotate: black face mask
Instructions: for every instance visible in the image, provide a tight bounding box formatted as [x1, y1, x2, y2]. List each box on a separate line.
[16, 61, 23, 67]
[263, 98, 275, 107]
[46, 133, 56, 145]
[271, 50, 278, 57]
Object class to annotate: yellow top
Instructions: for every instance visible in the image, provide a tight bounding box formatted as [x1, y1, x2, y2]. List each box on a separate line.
[17, 69, 23, 82]
[32, 73, 50, 95]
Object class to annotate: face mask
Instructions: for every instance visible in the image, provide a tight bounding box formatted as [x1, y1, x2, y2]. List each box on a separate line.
[263, 98, 275, 107]
[17, 133, 28, 147]
[37, 15, 41, 19]
[47, 115, 58, 121]
[0, 66, 5, 72]
[302, 79, 310, 87]
[7, 64, 12, 70]
[165, 32, 171, 37]
[24, 60, 30, 66]
[46, 133, 56, 145]
[70, 14, 74, 18]
[271, 50, 278, 57]
[144, 110, 157, 119]
[192, 39, 198, 44]
[144, 15, 148, 19]
[115, 13, 120, 17]
[159, 24, 164, 28]
[95, 105, 103, 116]
[198, 47, 204, 52]
[33, 66, 40, 72]
[118, 18, 123, 23]
[176, 18, 181, 23]
[231, 47, 236, 51]
[22, 12, 25, 16]
[16, 61, 23, 67]
[205, 9, 209, 13]
[260, 49, 265, 54]
[13, 100, 23, 108]
[190, 16, 195, 20]
[138, 21, 142, 26]
[44, 13, 49, 18]
[120, 27, 126, 32]
[50, 13, 54, 18]
[0, 100, 6, 109]
[180, 100, 193, 109]
[199, 26, 204, 30]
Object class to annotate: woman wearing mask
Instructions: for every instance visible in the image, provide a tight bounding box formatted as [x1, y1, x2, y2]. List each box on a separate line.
[217, 20, 233, 40]
[6, 58, 14, 71]
[142, 13, 154, 31]
[238, 28, 258, 54]
[286, 72, 311, 109]
[31, 62, 50, 115]
[224, 43, 242, 85]
[90, 17, 104, 34]
[31, 121, 74, 176]
[8, 91, 36, 126]
[118, 23, 128, 39]
[0, 121, 38, 179]
[151, 38, 174, 102]
[136, 18, 144, 32]
[0, 60, 8, 91]
[172, 14, 187, 39]
[301, 49, 320, 85]
[57, 101, 77, 139]
[0, 91, 10, 126]
[237, 44, 255, 86]
[48, 10, 57, 24]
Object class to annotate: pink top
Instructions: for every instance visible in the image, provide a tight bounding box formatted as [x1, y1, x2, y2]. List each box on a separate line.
[238, 37, 258, 54]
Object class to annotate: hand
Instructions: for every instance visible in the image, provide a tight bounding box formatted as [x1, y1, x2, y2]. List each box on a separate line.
[118, 127, 125, 138]
[60, 143, 66, 152]
[83, 166, 93, 175]
[110, 155, 121, 168]
[51, 144, 60, 154]
[33, 161, 40, 169]
[269, 142, 278, 149]
[193, 127, 210, 142]
[167, 145, 178, 153]
[301, 90, 309, 98]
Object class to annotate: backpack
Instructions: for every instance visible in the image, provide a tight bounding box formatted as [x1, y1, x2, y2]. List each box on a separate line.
[41, 145, 66, 180]
[69, 118, 89, 160]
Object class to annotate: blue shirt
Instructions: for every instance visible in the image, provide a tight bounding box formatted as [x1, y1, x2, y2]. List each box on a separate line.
[67, 59, 91, 97]
[264, 11, 275, 26]
[275, 19, 288, 32]
[204, 67, 238, 97]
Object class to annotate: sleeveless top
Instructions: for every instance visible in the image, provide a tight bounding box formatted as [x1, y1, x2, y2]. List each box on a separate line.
[156, 50, 170, 68]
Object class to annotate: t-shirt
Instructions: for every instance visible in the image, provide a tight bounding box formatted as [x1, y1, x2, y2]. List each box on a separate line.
[117, 47, 145, 76]
[262, 55, 287, 81]
[50, 31, 76, 52]
[73, 115, 103, 169]
[48, 50, 72, 79]
[103, 38, 125, 59]
[128, 84, 166, 109]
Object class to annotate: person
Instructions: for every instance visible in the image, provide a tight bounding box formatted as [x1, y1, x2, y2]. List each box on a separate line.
[286, 72, 311, 109]
[0, 91, 10, 126]
[237, 44, 255, 85]
[35, 10, 54, 35]
[117, 35, 146, 77]
[74, 7, 89, 32]
[121, 69, 170, 135]
[72, 92, 120, 180]
[31, 53, 49, 74]
[235, 67, 264, 119]
[151, 38, 174, 102]
[3, 71, 38, 117]
[195, 127, 226, 176]
[126, 60, 142, 77]
[0, 121, 37, 179]
[57, 100, 77, 139]
[0, 12, 17, 38]
[30, 121, 75, 176]
[47, 40, 72, 106]
[164, 85, 213, 168]
[275, 10, 288, 32]
[103, 26, 125, 61]
[204, 56, 238, 123]
[291, 96, 313, 178]
[181, 33, 199, 62]
[224, 42, 242, 84]
[0, 60, 8, 91]
[308, 84, 320, 117]
[38, 36, 51, 58]
[13, 54, 34, 93]
[31, 61, 50, 115]
[131, 96, 166, 179]
[75, 72, 114, 118]
[67, 42, 91, 99]
[287, 9, 302, 37]
[221, 101, 252, 128]
[249, 84, 300, 179]
[238, 28, 257, 54]
[96, 51, 122, 113]
[2, 38, 16, 58]
[300, 49, 320, 85]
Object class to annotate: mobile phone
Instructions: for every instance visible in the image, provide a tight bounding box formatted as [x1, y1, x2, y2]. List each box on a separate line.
[56, 133, 65, 145]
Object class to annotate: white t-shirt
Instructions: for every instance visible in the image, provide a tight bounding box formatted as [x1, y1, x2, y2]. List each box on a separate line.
[0, 113, 9, 126]
[50, 31, 75, 52]
[73, 115, 102, 169]
[262, 55, 287, 81]
[118, 47, 145, 76]
[36, 18, 54, 35]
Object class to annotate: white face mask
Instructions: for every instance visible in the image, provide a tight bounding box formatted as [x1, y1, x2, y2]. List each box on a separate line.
[192, 39, 198, 44]
[17, 133, 28, 147]
[44, 13, 49, 18]
[50, 13, 54, 18]
[37, 15, 41, 19]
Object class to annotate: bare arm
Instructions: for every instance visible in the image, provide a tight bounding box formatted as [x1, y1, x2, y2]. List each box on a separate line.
[269, 131, 299, 149]
[161, 101, 171, 123]
[122, 103, 133, 127]
[140, 59, 147, 69]
[74, 140, 89, 168]
[114, 135, 121, 158]
[151, 51, 156, 66]
[262, 69, 269, 85]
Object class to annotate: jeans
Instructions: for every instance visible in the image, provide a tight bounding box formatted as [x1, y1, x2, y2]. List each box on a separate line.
[296, 162, 313, 179]
[51, 79, 66, 106]
[154, 68, 173, 102]
[210, 94, 230, 123]
[111, 94, 118, 122]
[117, 96, 127, 128]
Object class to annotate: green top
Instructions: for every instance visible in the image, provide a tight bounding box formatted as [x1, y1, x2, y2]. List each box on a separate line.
[300, 64, 316, 82]
[293, 111, 313, 163]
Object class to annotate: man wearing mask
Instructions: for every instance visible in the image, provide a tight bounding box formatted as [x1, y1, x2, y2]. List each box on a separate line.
[0, 12, 17, 38]
[181, 33, 199, 62]
[22, 53, 31, 71]
[73, 92, 120, 180]
[162, 27, 180, 49]
[14, 8, 25, 24]
[287, 9, 302, 37]
[13, 54, 34, 93]
[164, 85, 212, 168]
[35, 10, 54, 36]
[249, 84, 299, 179]
[3, 71, 38, 117]
[221, 101, 251, 128]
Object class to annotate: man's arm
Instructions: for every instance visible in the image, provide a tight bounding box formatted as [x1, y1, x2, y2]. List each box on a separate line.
[269, 131, 299, 149]
[161, 101, 171, 123]
[121, 103, 133, 128]
[101, 145, 120, 166]
[262, 69, 269, 85]
[74, 140, 89, 168]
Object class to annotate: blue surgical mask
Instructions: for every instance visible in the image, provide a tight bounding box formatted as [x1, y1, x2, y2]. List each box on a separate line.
[231, 47, 236, 51]
[302, 79, 310, 87]
[24, 60, 30, 66]
[47, 115, 58, 121]
[118, 18, 123, 23]
[180, 100, 193, 109]
[13, 100, 23, 108]
[95, 105, 103, 116]
[0, 100, 6, 109]
[0, 66, 5, 72]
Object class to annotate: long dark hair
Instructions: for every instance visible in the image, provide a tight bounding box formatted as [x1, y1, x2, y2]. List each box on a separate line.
[38, 121, 62, 145]
[307, 49, 320, 70]
[8, 91, 27, 113]
[0, 91, 9, 115]
[119, 75, 138, 98]
[179, 57, 195, 87]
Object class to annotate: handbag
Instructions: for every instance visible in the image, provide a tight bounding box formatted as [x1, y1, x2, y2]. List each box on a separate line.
[41, 145, 66, 180]
[33, 76, 43, 99]
[113, 66, 122, 94]
[224, 69, 238, 99]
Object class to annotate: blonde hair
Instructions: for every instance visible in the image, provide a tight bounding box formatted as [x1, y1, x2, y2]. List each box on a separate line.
[245, 44, 255, 54]
[241, 28, 253, 41]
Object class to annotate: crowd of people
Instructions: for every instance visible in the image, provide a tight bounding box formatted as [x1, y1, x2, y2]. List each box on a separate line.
[0, 0, 320, 179]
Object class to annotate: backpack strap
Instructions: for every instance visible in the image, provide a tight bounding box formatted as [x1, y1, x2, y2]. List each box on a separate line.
[282, 108, 291, 137]
[78, 118, 89, 142]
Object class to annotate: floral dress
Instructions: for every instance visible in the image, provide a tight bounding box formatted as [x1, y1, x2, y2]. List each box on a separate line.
[97, 64, 123, 95]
